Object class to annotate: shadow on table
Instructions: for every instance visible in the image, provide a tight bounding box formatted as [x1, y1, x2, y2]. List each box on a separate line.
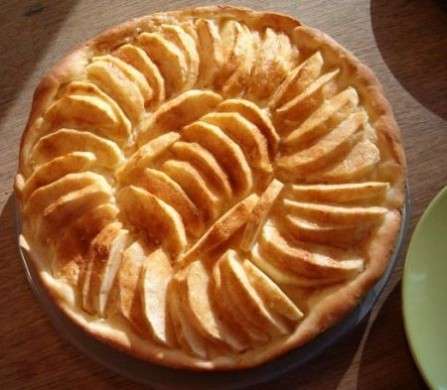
[0, 0, 78, 127]
[370, 0, 447, 121]
[355, 282, 428, 389]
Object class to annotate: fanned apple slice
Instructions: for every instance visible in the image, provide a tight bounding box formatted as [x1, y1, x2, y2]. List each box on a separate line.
[220, 24, 256, 96]
[308, 140, 380, 182]
[117, 132, 179, 183]
[260, 223, 364, 279]
[24, 172, 108, 216]
[93, 55, 152, 102]
[241, 179, 284, 251]
[162, 160, 221, 222]
[117, 185, 186, 261]
[248, 28, 297, 100]
[160, 24, 199, 89]
[242, 259, 303, 323]
[31, 129, 124, 168]
[217, 99, 279, 157]
[284, 87, 359, 146]
[288, 182, 389, 203]
[82, 223, 128, 315]
[284, 215, 370, 247]
[211, 261, 266, 344]
[276, 69, 340, 122]
[283, 199, 387, 225]
[52, 204, 119, 284]
[86, 58, 145, 123]
[219, 250, 289, 337]
[250, 243, 341, 287]
[182, 121, 252, 196]
[41, 183, 112, 234]
[171, 141, 232, 199]
[116, 240, 148, 334]
[138, 32, 188, 96]
[201, 112, 271, 172]
[215, 20, 252, 93]
[180, 194, 258, 265]
[195, 18, 223, 86]
[115, 43, 166, 104]
[134, 168, 204, 237]
[269, 51, 324, 109]
[182, 261, 248, 351]
[45, 82, 131, 142]
[138, 90, 222, 144]
[22, 152, 96, 201]
[278, 111, 366, 175]
[168, 275, 208, 358]
[140, 248, 174, 346]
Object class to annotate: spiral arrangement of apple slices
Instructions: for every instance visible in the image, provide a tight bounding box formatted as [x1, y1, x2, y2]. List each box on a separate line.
[16, 7, 404, 368]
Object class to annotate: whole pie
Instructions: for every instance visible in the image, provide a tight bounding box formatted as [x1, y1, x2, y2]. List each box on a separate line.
[15, 6, 406, 370]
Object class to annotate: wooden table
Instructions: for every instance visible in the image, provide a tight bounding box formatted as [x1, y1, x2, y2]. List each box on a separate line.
[1, 0, 446, 388]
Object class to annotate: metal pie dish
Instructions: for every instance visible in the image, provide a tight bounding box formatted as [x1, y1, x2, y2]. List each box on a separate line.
[15, 192, 410, 389]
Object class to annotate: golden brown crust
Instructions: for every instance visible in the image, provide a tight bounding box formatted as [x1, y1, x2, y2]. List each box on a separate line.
[16, 5, 406, 371]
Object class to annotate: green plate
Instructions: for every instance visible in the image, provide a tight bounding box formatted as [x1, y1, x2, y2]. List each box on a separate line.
[403, 186, 447, 390]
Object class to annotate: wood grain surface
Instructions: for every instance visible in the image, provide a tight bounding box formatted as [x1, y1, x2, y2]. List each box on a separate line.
[1, 0, 446, 388]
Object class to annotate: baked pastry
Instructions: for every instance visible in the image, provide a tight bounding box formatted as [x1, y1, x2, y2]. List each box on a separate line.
[15, 6, 406, 370]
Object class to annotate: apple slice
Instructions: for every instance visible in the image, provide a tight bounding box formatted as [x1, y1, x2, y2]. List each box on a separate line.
[24, 172, 109, 216]
[211, 259, 266, 345]
[278, 111, 366, 175]
[93, 55, 152, 103]
[248, 28, 297, 100]
[51, 81, 132, 141]
[308, 139, 380, 182]
[182, 121, 252, 196]
[117, 185, 186, 261]
[116, 132, 179, 183]
[282, 199, 387, 225]
[220, 24, 256, 96]
[168, 275, 208, 358]
[182, 261, 248, 351]
[217, 98, 279, 157]
[40, 184, 112, 238]
[240, 179, 284, 251]
[250, 243, 341, 287]
[140, 248, 174, 346]
[260, 223, 364, 280]
[52, 204, 119, 284]
[219, 250, 289, 337]
[195, 18, 223, 86]
[288, 182, 389, 203]
[86, 58, 145, 123]
[201, 112, 271, 172]
[134, 168, 204, 237]
[269, 51, 323, 109]
[284, 215, 369, 247]
[138, 90, 222, 144]
[160, 24, 199, 90]
[171, 141, 232, 199]
[116, 240, 148, 334]
[276, 69, 340, 122]
[31, 129, 124, 168]
[138, 32, 188, 96]
[115, 43, 166, 105]
[242, 259, 303, 323]
[162, 160, 221, 222]
[82, 223, 128, 316]
[284, 87, 359, 146]
[22, 152, 96, 201]
[180, 194, 258, 265]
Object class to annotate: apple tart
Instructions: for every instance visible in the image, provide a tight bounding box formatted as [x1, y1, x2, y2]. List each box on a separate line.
[15, 6, 406, 370]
